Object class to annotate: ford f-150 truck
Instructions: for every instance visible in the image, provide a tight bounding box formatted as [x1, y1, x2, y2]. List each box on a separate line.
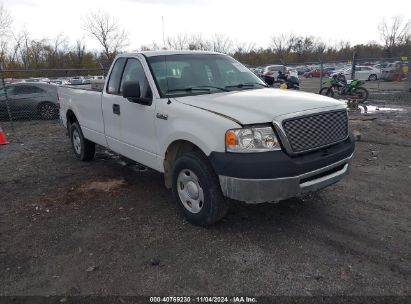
[59, 51, 355, 226]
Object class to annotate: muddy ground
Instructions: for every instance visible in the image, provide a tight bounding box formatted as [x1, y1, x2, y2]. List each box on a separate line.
[0, 88, 410, 297]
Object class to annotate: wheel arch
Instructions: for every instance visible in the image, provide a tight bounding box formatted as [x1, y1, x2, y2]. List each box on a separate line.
[163, 139, 207, 189]
[66, 109, 78, 124]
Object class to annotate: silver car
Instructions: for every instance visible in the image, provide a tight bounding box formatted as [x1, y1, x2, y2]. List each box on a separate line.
[0, 82, 59, 120]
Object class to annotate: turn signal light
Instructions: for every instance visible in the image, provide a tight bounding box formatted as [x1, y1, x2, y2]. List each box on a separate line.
[225, 130, 237, 146]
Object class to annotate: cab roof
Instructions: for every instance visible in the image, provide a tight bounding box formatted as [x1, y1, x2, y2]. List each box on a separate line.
[121, 50, 225, 57]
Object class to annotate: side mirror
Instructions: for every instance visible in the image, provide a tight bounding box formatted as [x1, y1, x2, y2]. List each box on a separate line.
[122, 81, 152, 105]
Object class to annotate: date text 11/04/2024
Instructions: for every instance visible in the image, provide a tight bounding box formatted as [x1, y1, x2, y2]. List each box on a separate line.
[149, 296, 258, 303]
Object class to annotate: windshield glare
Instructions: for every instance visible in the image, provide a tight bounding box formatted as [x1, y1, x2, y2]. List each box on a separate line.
[147, 54, 266, 97]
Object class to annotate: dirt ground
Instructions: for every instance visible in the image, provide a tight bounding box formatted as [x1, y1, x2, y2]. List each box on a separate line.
[0, 87, 410, 297]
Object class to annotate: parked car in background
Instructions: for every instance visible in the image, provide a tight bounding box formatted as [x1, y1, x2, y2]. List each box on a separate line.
[262, 64, 286, 85]
[373, 63, 388, 70]
[381, 61, 408, 81]
[69, 76, 85, 85]
[0, 83, 59, 120]
[24, 78, 51, 83]
[332, 66, 381, 81]
[324, 67, 336, 75]
[50, 79, 69, 85]
[303, 69, 329, 78]
[286, 68, 299, 79]
[294, 66, 310, 75]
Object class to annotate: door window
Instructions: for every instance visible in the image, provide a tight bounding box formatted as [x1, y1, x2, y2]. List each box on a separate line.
[0, 86, 15, 97]
[107, 58, 126, 94]
[17, 85, 45, 94]
[120, 58, 152, 99]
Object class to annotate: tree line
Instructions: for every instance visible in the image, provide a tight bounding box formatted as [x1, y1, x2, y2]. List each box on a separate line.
[0, 2, 410, 75]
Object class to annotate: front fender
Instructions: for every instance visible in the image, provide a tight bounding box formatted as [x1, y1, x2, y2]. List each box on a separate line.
[155, 99, 240, 166]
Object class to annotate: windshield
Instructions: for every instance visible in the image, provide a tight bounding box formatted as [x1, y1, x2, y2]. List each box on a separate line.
[146, 54, 267, 97]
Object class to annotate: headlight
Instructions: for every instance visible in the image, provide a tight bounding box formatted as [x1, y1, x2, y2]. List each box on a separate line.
[225, 126, 281, 153]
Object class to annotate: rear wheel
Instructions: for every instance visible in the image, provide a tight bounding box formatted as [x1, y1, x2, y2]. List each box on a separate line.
[70, 122, 95, 161]
[172, 151, 229, 226]
[38, 102, 58, 120]
[353, 87, 369, 103]
[319, 87, 334, 98]
[368, 74, 378, 81]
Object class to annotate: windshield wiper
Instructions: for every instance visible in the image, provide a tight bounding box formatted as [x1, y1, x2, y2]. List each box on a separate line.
[166, 86, 229, 94]
[225, 82, 268, 89]
[194, 85, 229, 92]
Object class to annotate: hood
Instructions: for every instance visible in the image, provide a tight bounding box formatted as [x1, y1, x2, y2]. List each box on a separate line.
[175, 88, 345, 125]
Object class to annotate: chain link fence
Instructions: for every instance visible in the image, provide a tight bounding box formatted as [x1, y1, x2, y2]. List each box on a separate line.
[0, 68, 105, 139]
[251, 51, 411, 94]
[1, 54, 410, 141]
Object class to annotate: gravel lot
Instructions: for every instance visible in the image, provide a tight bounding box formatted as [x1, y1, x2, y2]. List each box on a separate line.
[0, 86, 410, 297]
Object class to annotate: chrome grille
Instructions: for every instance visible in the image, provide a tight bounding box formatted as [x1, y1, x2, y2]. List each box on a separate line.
[282, 110, 348, 153]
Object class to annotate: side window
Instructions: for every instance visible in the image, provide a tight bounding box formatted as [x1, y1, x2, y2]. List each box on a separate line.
[2, 86, 15, 96]
[13, 86, 29, 95]
[25, 86, 45, 94]
[120, 58, 152, 99]
[107, 58, 126, 94]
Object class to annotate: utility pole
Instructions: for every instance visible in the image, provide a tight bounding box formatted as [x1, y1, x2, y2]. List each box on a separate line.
[320, 57, 323, 90]
[0, 66, 14, 130]
[351, 51, 357, 80]
[408, 49, 411, 92]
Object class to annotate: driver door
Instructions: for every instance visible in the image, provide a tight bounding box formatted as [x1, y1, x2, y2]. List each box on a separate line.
[112, 56, 159, 170]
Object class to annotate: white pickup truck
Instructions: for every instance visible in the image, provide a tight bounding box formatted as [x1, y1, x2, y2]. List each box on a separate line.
[59, 51, 355, 226]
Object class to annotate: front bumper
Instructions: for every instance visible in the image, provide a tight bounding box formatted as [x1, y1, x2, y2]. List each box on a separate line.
[209, 135, 355, 204]
[218, 153, 353, 203]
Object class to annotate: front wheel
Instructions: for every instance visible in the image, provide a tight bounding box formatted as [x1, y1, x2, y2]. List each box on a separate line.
[172, 151, 229, 226]
[353, 87, 369, 103]
[319, 87, 334, 98]
[70, 122, 95, 161]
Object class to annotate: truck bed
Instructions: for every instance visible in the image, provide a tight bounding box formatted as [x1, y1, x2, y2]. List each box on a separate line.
[61, 84, 103, 92]
[58, 85, 106, 146]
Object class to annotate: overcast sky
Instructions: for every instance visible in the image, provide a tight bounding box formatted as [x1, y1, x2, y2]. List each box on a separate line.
[4, 0, 411, 51]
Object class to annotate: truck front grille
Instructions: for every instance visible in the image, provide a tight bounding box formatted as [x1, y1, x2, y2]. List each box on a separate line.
[282, 110, 348, 153]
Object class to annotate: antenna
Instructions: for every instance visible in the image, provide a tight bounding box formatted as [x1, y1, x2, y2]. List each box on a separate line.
[162, 16, 166, 49]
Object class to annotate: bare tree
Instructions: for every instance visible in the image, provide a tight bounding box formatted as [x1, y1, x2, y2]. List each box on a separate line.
[271, 33, 297, 63]
[12, 29, 30, 68]
[187, 34, 211, 51]
[140, 42, 161, 51]
[234, 41, 256, 54]
[166, 34, 188, 50]
[0, 2, 12, 37]
[82, 10, 128, 67]
[378, 16, 410, 55]
[210, 34, 232, 54]
[75, 39, 86, 64]
[166, 33, 212, 51]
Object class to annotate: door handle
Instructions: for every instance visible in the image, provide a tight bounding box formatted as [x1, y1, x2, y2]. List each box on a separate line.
[112, 104, 120, 115]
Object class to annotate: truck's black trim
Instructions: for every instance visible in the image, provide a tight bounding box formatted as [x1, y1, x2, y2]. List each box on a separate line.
[208, 137, 355, 179]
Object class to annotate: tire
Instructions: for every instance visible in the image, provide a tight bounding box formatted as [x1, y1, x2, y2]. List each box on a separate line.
[368, 74, 377, 81]
[319, 87, 334, 98]
[172, 151, 229, 226]
[353, 87, 369, 103]
[38, 102, 59, 120]
[69, 121, 95, 161]
[264, 76, 274, 86]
